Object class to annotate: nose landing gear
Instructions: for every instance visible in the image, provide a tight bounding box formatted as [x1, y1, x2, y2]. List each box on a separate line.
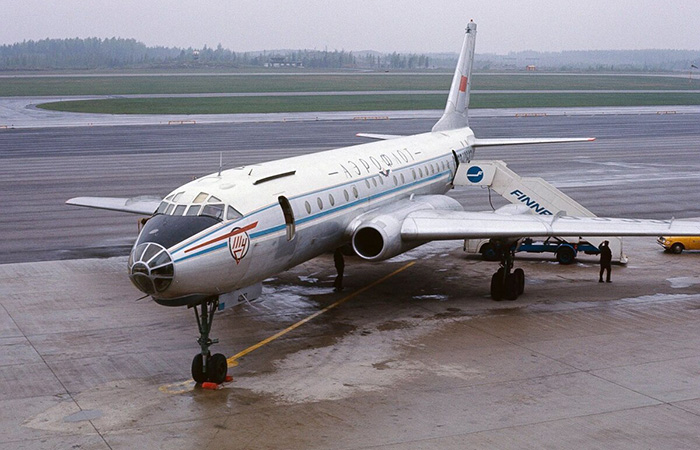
[489, 241, 525, 301]
[190, 296, 228, 384]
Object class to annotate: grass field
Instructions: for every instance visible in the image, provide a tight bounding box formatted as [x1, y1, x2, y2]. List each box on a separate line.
[37, 92, 700, 114]
[3, 73, 700, 97]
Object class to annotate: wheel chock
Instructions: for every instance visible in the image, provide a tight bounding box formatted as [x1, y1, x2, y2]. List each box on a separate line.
[225, 375, 233, 382]
[201, 382, 219, 390]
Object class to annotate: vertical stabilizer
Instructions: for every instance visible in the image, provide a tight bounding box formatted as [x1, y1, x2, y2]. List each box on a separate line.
[432, 20, 477, 132]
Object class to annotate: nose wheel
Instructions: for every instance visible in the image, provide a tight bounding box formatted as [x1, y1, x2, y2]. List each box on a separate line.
[191, 297, 228, 384]
[489, 241, 525, 301]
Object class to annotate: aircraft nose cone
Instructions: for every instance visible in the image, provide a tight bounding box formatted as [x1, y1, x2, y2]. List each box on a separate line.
[128, 242, 174, 295]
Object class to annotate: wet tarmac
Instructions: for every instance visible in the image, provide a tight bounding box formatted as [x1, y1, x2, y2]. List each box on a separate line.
[2, 108, 700, 448]
[2, 238, 700, 449]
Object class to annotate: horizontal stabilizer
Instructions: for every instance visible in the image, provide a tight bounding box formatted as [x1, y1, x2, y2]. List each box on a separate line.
[66, 196, 161, 215]
[356, 133, 404, 140]
[472, 137, 595, 147]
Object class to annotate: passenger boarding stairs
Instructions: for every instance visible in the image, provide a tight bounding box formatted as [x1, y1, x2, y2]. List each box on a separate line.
[454, 160, 627, 263]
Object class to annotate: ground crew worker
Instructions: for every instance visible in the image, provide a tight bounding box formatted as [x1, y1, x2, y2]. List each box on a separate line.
[599, 240, 612, 283]
[333, 248, 345, 291]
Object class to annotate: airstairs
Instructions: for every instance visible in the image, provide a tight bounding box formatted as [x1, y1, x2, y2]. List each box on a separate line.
[455, 160, 627, 263]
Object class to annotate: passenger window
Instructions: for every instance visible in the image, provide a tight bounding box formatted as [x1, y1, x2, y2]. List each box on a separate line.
[174, 205, 186, 216]
[412, 169, 416, 180]
[186, 205, 200, 216]
[372, 178, 377, 187]
[352, 186, 358, 198]
[305, 201, 311, 214]
[379, 176, 384, 185]
[329, 194, 335, 206]
[419, 168, 423, 177]
[193, 192, 208, 203]
[393, 175, 398, 186]
[365, 180, 371, 189]
[400, 173, 405, 183]
[227, 206, 242, 220]
[344, 190, 349, 201]
[317, 197, 323, 210]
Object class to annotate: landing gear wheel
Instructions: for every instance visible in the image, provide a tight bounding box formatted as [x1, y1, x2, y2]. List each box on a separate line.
[491, 268, 504, 300]
[671, 243, 683, 254]
[192, 353, 208, 384]
[489, 242, 525, 302]
[514, 268, 525, 296]
[503, 274, 519, 301]
[208, 353, 228, 384]
[191, 296, 223, 384]
[556, 246, 576, 265]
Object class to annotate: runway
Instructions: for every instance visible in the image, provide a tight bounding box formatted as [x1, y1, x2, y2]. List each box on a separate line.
[2, 109, 700, 449]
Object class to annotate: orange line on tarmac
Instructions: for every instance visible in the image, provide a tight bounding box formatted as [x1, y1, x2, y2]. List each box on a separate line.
[159, 261, 416, 394]
[228, 261, 416, 364]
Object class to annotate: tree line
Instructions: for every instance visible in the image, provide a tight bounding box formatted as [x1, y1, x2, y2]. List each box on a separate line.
[0, 37, 433, 70]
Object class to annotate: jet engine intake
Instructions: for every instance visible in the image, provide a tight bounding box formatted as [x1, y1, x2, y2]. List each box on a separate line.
[350, 195, 462, 261]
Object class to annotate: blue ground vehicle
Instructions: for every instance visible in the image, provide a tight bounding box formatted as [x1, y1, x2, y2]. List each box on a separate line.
[517, 237, 600, 264]
[479, 237, 600, 264]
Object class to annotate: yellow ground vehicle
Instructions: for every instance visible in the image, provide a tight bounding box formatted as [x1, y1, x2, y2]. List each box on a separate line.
[657, 236, 700, 254]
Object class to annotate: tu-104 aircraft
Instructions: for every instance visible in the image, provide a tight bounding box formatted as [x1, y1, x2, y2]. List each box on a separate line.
[67, 21, 700, 384]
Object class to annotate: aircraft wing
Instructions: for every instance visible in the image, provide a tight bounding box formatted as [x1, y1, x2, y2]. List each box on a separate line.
[356, 133, 404, 140]
[400, 209, 699, 241]
[472, 137, 595, 147]
[66, 196, 161, 215]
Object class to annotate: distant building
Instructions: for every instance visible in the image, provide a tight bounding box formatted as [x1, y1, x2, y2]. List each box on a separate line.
[526, 65, 536, 71]
[267, 57, 303, 68]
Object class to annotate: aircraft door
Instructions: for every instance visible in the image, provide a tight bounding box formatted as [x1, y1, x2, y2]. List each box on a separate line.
[278, 196, 295, 241]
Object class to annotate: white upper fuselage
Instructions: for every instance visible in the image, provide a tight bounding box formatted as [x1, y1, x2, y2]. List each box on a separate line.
[149, 127, 476, 301]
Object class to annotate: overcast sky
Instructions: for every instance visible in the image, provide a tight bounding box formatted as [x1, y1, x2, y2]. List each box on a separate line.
[1, 0, 699, 54]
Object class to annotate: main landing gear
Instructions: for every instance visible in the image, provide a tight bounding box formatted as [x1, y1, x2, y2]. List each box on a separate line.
[190, 296, 228, 384]
[489, 241, 525, 301]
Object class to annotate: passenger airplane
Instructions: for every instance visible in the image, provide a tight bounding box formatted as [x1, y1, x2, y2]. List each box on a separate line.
[67, 21, 700, 384]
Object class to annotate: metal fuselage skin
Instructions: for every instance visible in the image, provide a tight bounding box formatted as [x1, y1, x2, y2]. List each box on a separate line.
[140, 127, 476, 304]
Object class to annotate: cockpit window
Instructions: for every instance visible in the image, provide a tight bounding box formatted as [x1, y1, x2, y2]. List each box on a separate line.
[201, 203, 225, 220]
[227, 205, 242, 221]
[155, 191, 241, 223]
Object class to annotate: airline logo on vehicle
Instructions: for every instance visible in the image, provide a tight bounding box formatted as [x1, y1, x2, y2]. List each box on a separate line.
[466, 165, 483, 183]
[510, 189, 553, 215]
[229, 227, 250, 264]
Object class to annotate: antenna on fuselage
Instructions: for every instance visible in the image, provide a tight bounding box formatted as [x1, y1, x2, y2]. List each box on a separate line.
[217, 152, 223, 177]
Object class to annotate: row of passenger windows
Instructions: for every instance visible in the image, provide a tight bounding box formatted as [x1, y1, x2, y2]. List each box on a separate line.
[301, 158, 453, 215]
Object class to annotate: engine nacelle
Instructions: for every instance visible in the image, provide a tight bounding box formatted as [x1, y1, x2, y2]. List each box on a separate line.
[350, 195, 462, 261]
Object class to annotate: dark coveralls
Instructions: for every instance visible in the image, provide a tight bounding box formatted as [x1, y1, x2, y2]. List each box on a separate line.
[333, 248, 345, 291]
[599, 242, 612, 282]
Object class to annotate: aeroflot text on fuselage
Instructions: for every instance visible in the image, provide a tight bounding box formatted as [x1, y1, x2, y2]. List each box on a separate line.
[510, 189, 554, 215]
[339, 146, 474, 179]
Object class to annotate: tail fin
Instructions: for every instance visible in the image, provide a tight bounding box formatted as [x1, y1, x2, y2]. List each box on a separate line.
[432, 20, 477, 132]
